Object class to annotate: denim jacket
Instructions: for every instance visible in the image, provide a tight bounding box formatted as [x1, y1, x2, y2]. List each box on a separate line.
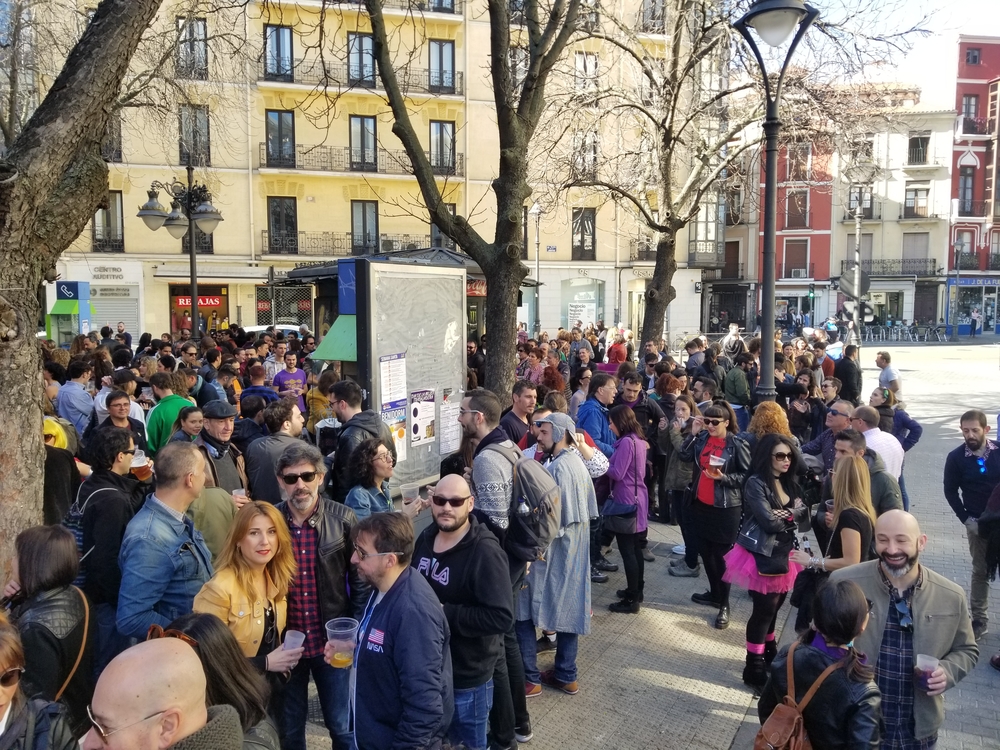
[116, 496, 214, 639]
[345, 481, 393, 519]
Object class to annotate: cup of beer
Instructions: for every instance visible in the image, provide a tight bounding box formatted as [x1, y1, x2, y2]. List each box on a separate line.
[400, 483, 420, 506]
[914, 654, 939, 692]
[131, 449, 153, 482]
[325, 618, 360, 668]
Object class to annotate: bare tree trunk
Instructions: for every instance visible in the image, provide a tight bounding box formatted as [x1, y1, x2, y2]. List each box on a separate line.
[0, 0, 166, 562]
[640, 231, 679, 345]
[481, 253, 526, 397]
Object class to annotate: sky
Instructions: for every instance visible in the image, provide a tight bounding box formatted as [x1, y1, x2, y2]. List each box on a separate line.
[881, 0, 1000, 108]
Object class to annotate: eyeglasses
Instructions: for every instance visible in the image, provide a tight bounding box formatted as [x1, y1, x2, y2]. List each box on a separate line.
[121, 449, 136, 455]
[432, 495, 471, 507]
[977, 456, 987, 475]
[146, 624, 198, 648]
[771, 452, 793, 461]
[703, 418, 725, 426]
[355, 547, 403, 562]
[459, 409, 482, 416]
[280, 471, 319, 485]
[0, 667, 23, 688]
[893, 596, 914, 632]
[87, 705, 166, 744]
[374, 453, 395, 465]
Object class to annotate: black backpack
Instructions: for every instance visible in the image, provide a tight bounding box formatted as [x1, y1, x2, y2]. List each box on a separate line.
[484, 443, 561, 562]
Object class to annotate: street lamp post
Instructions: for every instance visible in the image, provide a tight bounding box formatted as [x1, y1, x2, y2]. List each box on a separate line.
[734, 0, 819, 402]
[529, 201, 542, 338]
[137, 164, 224, 336]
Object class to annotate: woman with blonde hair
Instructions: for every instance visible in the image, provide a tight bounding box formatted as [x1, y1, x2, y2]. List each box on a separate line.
[194, 501, 303, 712]
[790, 454, 876, 631]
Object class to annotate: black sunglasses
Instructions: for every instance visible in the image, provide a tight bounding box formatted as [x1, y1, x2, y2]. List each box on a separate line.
[772, 452, 793, 461]
[893, 596, 914, 632]
[432, 495, 471, 507]
[0, 667, 23, 688]
[828, 409, 848, 418]
[703, 418, 726, 426]
[280, 471, 319, 485]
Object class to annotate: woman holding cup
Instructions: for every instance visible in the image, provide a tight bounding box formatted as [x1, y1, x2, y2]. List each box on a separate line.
[345, 438, 423, 520]
[194, 501, 301, 715]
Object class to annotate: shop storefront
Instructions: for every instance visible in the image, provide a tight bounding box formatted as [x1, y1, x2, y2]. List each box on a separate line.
[52, 259, 144, 338]
[254, 285, 313, 328]
[946, 277, 998, 335]
[169, 284, 230, 335]
[561, 277, 605, 330]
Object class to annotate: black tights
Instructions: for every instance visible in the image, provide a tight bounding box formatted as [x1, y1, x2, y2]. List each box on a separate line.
[747, 591, 787, 645]
[615, 532, 645, 598]
[699, 539, 731, 607]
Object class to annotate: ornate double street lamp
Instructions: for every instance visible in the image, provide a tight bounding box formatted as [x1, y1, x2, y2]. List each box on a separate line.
[137, 165, 224, 334]
[734, 0, 819, 401]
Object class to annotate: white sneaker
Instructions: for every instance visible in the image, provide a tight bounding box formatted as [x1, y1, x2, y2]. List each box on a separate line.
[672, 544, 686, 555]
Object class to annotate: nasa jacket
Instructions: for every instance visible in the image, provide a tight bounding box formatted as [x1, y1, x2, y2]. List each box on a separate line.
[412, 515, 515, 689]
[354, 567, 453, 750]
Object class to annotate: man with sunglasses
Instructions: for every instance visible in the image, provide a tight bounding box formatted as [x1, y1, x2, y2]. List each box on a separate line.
[801, 400, 854, 472]
[275, 443, 367, 750]
[944, 409, 1000, 641]
[412, 474, 514, 750]
[831, 510, 978, 749]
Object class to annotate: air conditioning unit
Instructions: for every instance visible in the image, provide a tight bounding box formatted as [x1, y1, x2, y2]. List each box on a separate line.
[791, 268, 809, 278]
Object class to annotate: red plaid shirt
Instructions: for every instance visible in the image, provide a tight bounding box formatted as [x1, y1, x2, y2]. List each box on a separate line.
[285, 507, 324, 659]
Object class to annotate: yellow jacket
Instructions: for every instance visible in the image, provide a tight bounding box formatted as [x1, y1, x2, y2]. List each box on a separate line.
[194, 567, 287, 658]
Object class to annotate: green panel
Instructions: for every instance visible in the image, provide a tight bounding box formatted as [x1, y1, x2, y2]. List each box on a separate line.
[312, 314, 357, 362]
[49, 300, 79, 315]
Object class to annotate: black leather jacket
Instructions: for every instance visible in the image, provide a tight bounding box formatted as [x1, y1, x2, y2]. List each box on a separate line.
[678, 431, 750, 509]
[737, 475, 807, 556]
[276, 494, 370, 621]
[0, 699, 78, 750]
[759, 643, 882, 750]
[12, 587, 95, 738]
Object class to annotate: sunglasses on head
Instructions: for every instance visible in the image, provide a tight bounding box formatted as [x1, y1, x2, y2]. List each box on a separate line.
[146, 624, 198, 648]
[280, 471, 319, 485]
[703, 418, 725, 426]
[772, 452, 793, 461]
[0, 667, 23, 688]
[432, 494, 471, 507]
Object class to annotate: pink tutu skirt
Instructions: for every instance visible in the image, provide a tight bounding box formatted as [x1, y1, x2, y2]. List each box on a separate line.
[723, 544, 802, 594]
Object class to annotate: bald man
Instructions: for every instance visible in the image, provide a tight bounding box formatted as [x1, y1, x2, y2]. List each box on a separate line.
[831, 510, 978, 748]
[412, 474, 514, 750]
[82, 639, 242, 750]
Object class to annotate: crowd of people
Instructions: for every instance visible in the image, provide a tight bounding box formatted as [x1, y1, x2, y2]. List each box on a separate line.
[0, 318, 987, 750]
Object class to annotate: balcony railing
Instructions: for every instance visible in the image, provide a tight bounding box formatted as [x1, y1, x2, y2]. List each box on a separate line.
[382, 0, 463, 13]
[958, 199, 989, 217]
[780, 211, 812, 230]
[904, 147, 943, 168]
[990, 253, 1000, 271]
[781, 263, 814, 279]
[957, 250, 981, 270]
[258, 59, 464, 95]
[701, 264, 745, 281]
[840, 258, 938, 276]
[630, 239, 656, 261]
[901, 205, 932, 220]
[259, 143, 464, 176]
[92, 233, 124, 253]
[262, 231, 431, 256]
[841, 202, 880, 222]
[961, 116, 989, 135]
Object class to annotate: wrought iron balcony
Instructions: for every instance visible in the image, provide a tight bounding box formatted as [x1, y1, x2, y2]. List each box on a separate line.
[258, 59, 464, 95]
[382, 0, 463, 13]
[92, 232, 124, 253]
[840, 258, 938, 276]
[957, 250, 981, 270]
[701, 264, 745, 281]
[961, 116, 989, 135]
[630, 239, 656, 261]
[841, 203, 881, 222]
[958, 199, 989, 217]
[259, 143, 463, 176]
[781, 263, 814, 279]
[990, 253, 1000, 271]
[262, 231, 431, 256]
[900, 205, 934, 220]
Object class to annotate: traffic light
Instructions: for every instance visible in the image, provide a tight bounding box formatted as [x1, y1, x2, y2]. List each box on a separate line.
[808, 283, 815, 299]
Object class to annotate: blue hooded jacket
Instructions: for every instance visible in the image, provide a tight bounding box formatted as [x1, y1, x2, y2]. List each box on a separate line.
[575, 397, 615, 457]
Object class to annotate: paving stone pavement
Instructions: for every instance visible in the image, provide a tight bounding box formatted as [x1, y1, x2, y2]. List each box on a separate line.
[304, 339, 1000, 750]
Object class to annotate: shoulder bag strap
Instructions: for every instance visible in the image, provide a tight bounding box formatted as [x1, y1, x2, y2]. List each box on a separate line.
[796, 657, 844, 712]
[785, 640, 798, 701]
[54, 587, 89, 702]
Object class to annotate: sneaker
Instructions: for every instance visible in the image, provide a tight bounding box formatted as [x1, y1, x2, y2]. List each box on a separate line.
[594, 557, 619, 572]
[540, 669, 579, 695]
[515, 722, 533, 743]
[590, 567, 609, 584]
[669, 556, 687, 567]
[525, 682, 541, 698]
[973, 619, 989, 641]
[669, 562, 700, 578]
[536, 634, 556, 653]
[641, 548, 656, 562]
[672, 544, 686, 555]
[609, 598, 640, 613]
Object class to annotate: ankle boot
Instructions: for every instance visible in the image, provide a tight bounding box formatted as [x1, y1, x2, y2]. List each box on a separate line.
[742, 652, 768, 692]
[764, 640, 777, 666]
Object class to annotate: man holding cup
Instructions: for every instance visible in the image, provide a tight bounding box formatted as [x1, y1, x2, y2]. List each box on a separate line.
[831, 510, 978, 748]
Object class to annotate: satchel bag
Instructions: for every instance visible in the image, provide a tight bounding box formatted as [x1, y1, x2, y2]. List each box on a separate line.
[753, 534, 793, 576]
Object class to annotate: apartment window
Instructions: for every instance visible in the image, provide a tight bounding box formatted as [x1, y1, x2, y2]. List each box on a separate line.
[786, 143, 810, 181]
[351, 201, 378, 254]
[350, 115, 377, 171]
[580, 0, 599, 31]
[963, 94, 979, 119]
[848, 184, 873, 219]
[959, 166, 975, 215]
[185, 225, 214, 255]
[786, 190, 808, 228]
[574, 52, 598, 97]
[267, 197, 298, 253]
[429, 120, 456, 174]
[641, 0, 664, 33]
[348, 33, 375, 87]
[907, 132, 930, 165]
[93, 191, 124, 253]
[967, 47, 981, 65]
[431, 203, 456, 249]
[509, 45, 529, 97]
[429, 40, 455, 93]
[572, 131, 598, 178]
[263, 25, 293, 82]
[783, 239, 808, 278]
[902, 232, 930, 260]
[571, 208, 596, 261]
[846, 234, 873, 263]
[265, 110, 295, 168]
[903, 183, 929, 218]
[101, 114, 122, 162]
[176, 17, 208, 80]
[178, 104, 210, 166]
[725, 186, 744, 225]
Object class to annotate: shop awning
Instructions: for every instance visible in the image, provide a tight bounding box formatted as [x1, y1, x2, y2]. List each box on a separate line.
[49, 300, 79, 316]
[313, 314, 357, 362]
